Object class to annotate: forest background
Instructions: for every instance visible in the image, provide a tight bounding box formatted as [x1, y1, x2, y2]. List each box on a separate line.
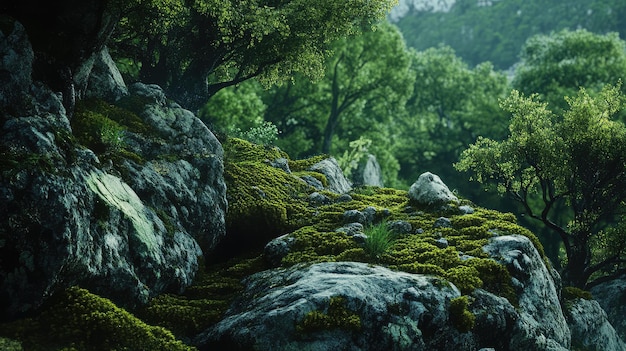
[110, 0, 626, 286]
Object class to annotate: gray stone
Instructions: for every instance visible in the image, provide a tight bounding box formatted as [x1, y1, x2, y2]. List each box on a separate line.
[434, 217, 452, 228]
[308, 192, 331, 206]
[343, 210, 366, 224]
[362, 206, 377, 225]
[0, 19, 34, 114]
[299, 175, 325, 190]
[386, 220, 412, 235]
[352, 233, 368, 244]
[483, 235, 571, 350]
[308, 157, 352, 194]
[195, 262, 467, 350]
[85, 46, 128, 102]
[353, 154, 384, 187]
[565, 297, 626, 351]
[0, 36, 226, 318]
[264, 234, 296, 267]
[408, 172, 459, 207]
[459, 205, 475, 214]
[268, 157, 291, 174]
[435, 237, 449, 249]
[336, 193, 353, 203]
[591, 276, 626, 342]
[336, 223, 365, 237]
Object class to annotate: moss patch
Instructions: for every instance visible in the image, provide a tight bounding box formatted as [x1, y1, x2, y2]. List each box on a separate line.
[449, 296, 476, 333]
[296, 296, 362, 333]
[0, 287, 195, 351]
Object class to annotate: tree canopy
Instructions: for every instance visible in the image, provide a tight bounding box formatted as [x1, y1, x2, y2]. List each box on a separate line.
[111, 0, 397, 110]
[513, 29, 626, 112]
[456, 85, 626, 289]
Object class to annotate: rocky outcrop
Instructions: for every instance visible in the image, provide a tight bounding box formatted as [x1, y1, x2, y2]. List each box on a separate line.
[565, 297, 626, 351]
[197, 234, 576, 351]
[408, 172, 459, 207]
[591, 276, 626, 341]
[0, 22, 226, 319]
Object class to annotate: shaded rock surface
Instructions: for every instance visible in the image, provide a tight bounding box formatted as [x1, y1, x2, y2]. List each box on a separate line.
[591, 276, 626, 341]
[565, 297, 626, 351]
[409, 172, 458, 207]
[0, 26, 226, 319]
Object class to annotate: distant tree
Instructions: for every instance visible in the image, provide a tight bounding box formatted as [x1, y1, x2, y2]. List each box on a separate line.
[513, 29, 626, 111]
[394, 0, 626, 70]
[397, 46, 509, 188]
[111, 0, 397, 110]
[263, 22, 414, 183]
[456, 85, 626, 289]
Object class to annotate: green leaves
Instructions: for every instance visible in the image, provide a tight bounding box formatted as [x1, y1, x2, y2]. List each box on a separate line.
[457, 84, 626, 288]
[513, 29, 626, 111]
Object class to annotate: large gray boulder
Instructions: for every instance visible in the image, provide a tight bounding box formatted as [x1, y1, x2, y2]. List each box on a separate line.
[0, 27, 226, 319]
[408, 172, 459, 207]
[197, 235, 580, 351]
[308, 157, 352, 194]
[483, 235, 570, 350]
[591, 276, 626, 341]
[565, 297, 626, 351]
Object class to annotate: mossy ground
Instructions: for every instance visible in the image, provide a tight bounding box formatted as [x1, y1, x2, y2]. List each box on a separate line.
[0, 136, 547, 348]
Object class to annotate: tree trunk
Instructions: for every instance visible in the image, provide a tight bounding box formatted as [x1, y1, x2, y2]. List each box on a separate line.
[561, 234, 591, 289]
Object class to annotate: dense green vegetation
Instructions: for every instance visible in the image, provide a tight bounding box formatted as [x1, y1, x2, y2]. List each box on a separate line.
[394, 0, 626, 69]
[456, 85, 626, 289]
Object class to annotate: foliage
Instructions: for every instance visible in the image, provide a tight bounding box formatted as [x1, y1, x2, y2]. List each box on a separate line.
[363, 220, 395, 260]
[336, 137, 372, 178]
[263, 22, 414, 185]
[110, 0, 397, 109]
[396, 45, 510, 190]
[456, 84, 626, 289]
[513, 29, 626, 112]
[394, 0, 626, 70]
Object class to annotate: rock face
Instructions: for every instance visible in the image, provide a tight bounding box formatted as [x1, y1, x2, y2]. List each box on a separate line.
[197, 235, 577, 351]
[408, 172, 459, 207]
[84, 46, 129, 102]
[565, 297, 626, 351]
[0, 24, 226, 319]
[308, 157, 352, 194]
[591, 276, 626, 342]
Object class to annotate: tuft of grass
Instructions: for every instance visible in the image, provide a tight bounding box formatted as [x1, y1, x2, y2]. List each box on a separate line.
[364, 221, 395, 260]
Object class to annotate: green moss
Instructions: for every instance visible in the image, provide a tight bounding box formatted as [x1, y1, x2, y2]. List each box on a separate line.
[449, 296, 475, 333]
[1, 287, 195, 351]
[296, 296, 361, 333]
[288, 154, 329, 172]
[0, 148, 55, 178]
[139, 294, 228, 337]
[562, 286, 593, 300]
[445, 266, 483, 294]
